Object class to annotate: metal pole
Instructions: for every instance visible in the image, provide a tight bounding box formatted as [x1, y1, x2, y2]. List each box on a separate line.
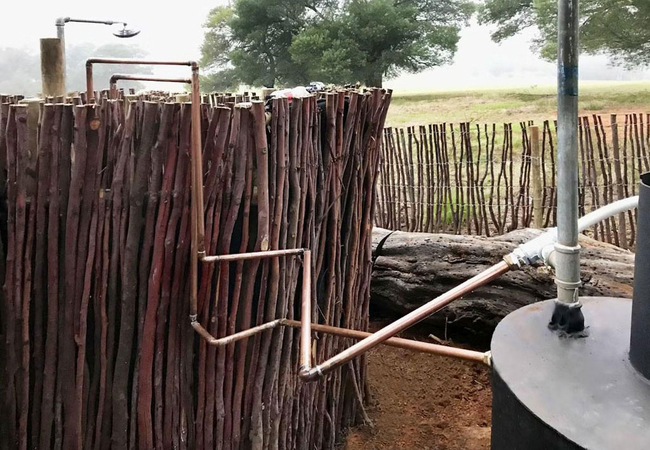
[55, 18, 66, 93]
[551, 0, 584, 332]
[40, 38, 66, 97]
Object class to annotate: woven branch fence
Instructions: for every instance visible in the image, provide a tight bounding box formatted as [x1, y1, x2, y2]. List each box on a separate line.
[0, 89, 390, 450]
[376, 113, 650, 249]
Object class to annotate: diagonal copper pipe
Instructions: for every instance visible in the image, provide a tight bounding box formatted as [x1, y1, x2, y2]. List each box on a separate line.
[298, 260, 510, 380]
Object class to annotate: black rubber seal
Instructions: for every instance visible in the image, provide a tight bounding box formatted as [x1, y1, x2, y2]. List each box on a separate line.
[548, 301, 585, 335]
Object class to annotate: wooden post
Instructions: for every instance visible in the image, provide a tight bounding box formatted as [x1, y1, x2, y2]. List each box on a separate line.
[40, 39, 65, 98]
[20, 99, 41, 198]
[530, 125, 544, 228]
[610, 114, 628, 249]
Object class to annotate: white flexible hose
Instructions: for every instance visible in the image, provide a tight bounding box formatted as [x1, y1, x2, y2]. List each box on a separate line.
[577, 196, 639, 233]
[509, 196, 639, 267]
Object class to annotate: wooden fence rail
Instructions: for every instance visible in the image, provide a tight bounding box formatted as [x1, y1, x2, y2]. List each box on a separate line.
[375, 113, 649, 248]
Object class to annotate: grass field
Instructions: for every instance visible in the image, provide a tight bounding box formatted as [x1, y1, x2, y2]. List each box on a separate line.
[385, 81, 650, 127]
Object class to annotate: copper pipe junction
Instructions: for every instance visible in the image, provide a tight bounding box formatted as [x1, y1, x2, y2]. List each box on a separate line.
[85, 58, 504, 383]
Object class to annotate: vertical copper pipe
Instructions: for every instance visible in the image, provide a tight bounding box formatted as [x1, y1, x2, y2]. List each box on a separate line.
[86, 62, 93, 102]
[299, 260, 510, 380]
[300, 250, 312, 374]
[189, 77, 200, 318]
[190, 65, 206, 257]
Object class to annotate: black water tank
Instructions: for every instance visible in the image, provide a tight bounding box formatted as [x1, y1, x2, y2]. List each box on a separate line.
[491, 297, 650, 449]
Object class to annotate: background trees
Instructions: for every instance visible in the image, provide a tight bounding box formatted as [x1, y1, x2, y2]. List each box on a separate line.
[479, 0, 650, 66]
[200, 0, 473, 90]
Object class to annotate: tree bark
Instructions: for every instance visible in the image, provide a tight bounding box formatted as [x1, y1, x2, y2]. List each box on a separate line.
[371, 227, 634, 340]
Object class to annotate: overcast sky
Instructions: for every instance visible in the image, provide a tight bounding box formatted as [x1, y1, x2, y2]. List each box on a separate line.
[1, 1, 649, 92]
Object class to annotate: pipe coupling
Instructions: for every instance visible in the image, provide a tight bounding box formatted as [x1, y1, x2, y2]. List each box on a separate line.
[554, 278, 582, 291]
[503, 253, 522, 270]
[553, 242, 580, 255]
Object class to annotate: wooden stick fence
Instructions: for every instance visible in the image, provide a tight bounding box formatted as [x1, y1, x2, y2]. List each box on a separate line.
[376, 113, 649, 248]
[0, 89, 391, 450]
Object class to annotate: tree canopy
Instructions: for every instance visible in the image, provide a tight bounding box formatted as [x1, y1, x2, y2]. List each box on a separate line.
[200, 0, 473, 90]
[478, 0, 650, 66]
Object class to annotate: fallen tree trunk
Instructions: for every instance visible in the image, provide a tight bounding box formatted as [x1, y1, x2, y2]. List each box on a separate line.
[371, 227, 635, 340]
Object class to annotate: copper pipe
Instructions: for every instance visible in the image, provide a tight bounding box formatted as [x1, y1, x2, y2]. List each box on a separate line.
[85, 58, 197, 102]
[282, 320, 490, 366]
[189, 315, 489, 365]
[190, 65, 205, 257]
[298, 260, 511, 380]
[300, 250, 312, 373]
[189, 65, 201, 322]
[189, 314, 489, 365]
[191, 319, 283, 346]
[89, 60, 500, 379]
[108, 74, 191, 99]
[82, 58, 202, 323]
[189, 248, 309, 339]
[202, 248, 305, 263]
[109, 74, 191, 85]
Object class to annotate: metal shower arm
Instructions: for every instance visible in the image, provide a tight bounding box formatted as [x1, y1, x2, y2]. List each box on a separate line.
[59, 17, 127, 26]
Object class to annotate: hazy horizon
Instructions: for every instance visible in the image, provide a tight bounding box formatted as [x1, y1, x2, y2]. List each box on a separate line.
[1, 2, 649, 94]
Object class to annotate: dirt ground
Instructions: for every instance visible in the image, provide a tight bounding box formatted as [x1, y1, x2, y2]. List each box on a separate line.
[343, 326, 492, 450]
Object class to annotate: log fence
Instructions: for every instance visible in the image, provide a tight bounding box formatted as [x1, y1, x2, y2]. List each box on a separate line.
[376, 113, 649, 248]
[0, 89, 391, 450]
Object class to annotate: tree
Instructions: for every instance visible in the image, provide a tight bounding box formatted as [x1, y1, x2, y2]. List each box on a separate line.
[200, 0, 473, 90]
[478, 0, 650, 66]
[200, 1, 311, 90]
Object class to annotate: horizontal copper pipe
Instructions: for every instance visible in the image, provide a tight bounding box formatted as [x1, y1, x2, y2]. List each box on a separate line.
[299, 260, 510, 380]
[109, 74, 191, 85]
[282, 320, 490, 365]
[202, 248, 305, 263]
[190, 317, 489, 365]
[87, 58, 196, 67]
[85, 57, 198, 102]
[187, 319, 490, 366]
[108, 74, 192, 100]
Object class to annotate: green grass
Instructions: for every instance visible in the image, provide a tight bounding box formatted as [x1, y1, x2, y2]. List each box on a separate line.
[385, 81, 650, 127]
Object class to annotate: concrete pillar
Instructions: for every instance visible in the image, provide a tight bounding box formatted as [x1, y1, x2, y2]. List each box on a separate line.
[40, 38, 65, 98]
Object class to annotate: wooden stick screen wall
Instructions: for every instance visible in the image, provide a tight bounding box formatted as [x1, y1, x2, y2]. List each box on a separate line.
[0, 89, 391, 450]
